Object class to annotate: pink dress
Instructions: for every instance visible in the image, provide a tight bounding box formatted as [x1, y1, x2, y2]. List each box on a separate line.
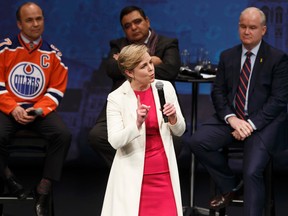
[135, 87, 177, 216]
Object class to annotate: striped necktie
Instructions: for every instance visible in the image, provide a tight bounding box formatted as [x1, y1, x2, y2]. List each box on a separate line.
[235, 51, 252, 120]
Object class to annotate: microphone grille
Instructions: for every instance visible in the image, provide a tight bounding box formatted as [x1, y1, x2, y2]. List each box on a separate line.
[35, 108, 43, 116]
[155, 81, 164, 90]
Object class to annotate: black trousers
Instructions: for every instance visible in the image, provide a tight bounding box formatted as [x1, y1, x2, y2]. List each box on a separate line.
[0, 111, 71, 181]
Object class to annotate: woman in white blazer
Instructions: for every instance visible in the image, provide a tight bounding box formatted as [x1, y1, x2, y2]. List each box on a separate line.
[101, 44, 186, 216]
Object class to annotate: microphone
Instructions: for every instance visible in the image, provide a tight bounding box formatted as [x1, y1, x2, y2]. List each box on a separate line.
[27, 108, 43, 116]
[155, 81, 168, 123]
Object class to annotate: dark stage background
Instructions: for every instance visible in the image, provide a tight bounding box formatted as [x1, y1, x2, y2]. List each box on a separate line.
[1, 0, 288, 163]
[1, 1, 288, 215]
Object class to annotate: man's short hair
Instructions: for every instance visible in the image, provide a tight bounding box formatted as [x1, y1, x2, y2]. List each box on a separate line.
[119, 5, 146, 24]
[16, 2, 43, 21]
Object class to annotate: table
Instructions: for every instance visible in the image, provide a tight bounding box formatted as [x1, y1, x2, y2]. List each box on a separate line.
[176, 74, 215, 215]
[176, 74, 215, 135]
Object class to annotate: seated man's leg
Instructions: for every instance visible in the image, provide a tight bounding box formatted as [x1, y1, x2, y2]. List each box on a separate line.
[34, 112, 71, 182]
[33, 111, 71, 215]
[0, 112, 14, 177]
[0, 112, 26, 199]
[189, 123, 238, 194]
[88, 108, 115, 167]
[243, 135, 270, 216]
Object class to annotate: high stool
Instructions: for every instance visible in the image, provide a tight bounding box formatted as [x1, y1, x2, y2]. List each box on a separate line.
[0, 129, 54, 216]
[209, 142, 275, 216]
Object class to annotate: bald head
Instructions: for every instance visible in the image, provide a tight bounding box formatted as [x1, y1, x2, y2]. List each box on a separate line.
[16, 2, 43, 21]
[240, 7, 266, 26]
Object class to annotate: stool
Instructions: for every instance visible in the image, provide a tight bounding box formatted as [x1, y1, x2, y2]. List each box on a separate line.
[0, 129, 54, 216]
[209, 142, 275, 216]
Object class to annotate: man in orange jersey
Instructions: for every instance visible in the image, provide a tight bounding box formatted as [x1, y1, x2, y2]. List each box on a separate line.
[0, 2, 71, 216]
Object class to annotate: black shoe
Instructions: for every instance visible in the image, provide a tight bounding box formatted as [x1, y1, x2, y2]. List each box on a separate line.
[5, 176, 27, 200]
[210, 191, 236, 210]
[209, 180, 244, 210]
[34, 189, 50, 216]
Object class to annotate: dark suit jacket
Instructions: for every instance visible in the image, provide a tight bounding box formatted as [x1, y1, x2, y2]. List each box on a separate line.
[210, 40, 288, 152]
[105, 34, 181, 91]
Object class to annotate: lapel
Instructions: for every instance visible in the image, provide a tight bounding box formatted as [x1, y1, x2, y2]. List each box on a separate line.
[232, 46, 243, 96]
[121, 81, 138, 121]
[248, 42, 266, 98]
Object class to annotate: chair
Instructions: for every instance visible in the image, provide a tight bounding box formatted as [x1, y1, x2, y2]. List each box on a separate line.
[209, 142, 275, 216]
[0, 129, 54, 216]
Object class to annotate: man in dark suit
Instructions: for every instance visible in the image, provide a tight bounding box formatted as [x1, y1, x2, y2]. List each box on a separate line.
[189, 7, 288, 216]
[89, 5, 182, 167]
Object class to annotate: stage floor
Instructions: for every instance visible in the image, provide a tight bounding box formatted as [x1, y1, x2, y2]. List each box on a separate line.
[2, 144, 288, 216]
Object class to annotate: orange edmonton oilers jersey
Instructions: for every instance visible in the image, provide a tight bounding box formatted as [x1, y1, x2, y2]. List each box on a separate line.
[0, 34, 68, 116]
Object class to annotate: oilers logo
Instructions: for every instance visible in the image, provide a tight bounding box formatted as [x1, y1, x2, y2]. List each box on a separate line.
[8, 62, 45, 99]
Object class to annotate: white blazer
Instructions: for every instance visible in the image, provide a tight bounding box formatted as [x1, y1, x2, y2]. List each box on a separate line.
[101, 79, 186, 216]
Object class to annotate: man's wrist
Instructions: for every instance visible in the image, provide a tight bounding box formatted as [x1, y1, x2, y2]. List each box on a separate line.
[225, 114, 236, 124]
[247, 119, 257, 130]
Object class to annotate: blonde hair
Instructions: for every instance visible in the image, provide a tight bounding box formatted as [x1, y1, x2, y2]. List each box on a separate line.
[117, 44, 148, 80]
